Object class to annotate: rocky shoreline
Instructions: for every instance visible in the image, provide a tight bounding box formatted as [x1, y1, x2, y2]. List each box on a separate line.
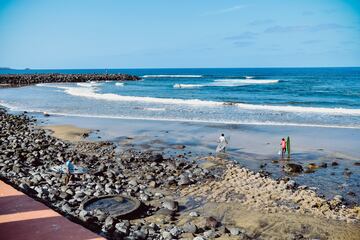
[1, 108, 360, 240]
[0, 73, 141, 87]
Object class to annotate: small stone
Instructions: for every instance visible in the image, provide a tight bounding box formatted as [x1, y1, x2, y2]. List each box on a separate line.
[162, 200, 179, 212]
[189, 211, 199, 217]
[170, 226, 181, 237]
[205, 216, 219, 229]
[228, 227, 242, 236]
[193, 237, 205, 240]
[203, 229, 216, 238]
[161, 230, 172, 240]
[182, 222, 198, 234]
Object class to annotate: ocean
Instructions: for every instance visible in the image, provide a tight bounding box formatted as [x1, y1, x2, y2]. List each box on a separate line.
[0, 67, 360, 128]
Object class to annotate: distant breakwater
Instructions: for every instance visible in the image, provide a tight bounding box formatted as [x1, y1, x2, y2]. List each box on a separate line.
[0, 73, 141, 87]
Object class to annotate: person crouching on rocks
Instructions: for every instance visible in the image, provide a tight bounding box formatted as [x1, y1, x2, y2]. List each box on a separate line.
[280, 138, 286, 158]
[65, 159, 75, 185]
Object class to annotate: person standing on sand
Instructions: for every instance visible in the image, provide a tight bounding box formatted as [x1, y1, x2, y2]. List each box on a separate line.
[216, 133, 228, 153]
[280, 138, 287, 158]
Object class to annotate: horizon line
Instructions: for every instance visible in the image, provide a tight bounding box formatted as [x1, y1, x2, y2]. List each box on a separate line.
[1, 66, 360, 71]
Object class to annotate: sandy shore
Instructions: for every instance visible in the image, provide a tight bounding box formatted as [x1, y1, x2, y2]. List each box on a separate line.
[41, 124, 91, 142]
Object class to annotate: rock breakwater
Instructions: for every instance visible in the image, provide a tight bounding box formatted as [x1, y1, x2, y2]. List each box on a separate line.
[0, 73, 140, 87]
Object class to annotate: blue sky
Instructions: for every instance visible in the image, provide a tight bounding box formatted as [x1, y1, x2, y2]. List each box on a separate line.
[0, 0, 359, 68]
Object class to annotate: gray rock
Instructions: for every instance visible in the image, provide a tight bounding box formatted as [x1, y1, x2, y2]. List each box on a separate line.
[193, 237, 205, 240]
[115, 222, 129, 235]
[170, 226, 181, 237]
[228, 227, 242, 236]
[103, 216, 115, 232]
[189, 211, 199, 217]
[162, 200, 179, 212]
[182, 222, 198, 234]
[161, 230, 172, 240]
[178, 175, 191, 186]
[203, 229, 216, 238]
[286, 180, 296, 189]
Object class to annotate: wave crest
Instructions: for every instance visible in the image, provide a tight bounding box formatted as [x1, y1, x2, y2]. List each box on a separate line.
[142, 75, 203, 78]
[55, 85, 360, 116]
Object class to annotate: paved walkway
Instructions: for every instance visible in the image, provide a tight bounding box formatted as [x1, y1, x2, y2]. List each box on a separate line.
[0, 180, 104, 240]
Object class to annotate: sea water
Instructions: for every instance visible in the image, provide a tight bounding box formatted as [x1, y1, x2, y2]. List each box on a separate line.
[0, 67, 360, 128]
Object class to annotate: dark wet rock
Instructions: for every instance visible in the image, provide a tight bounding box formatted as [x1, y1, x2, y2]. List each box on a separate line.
[319, 162, 328, 168]
[284, 163, 303, 173]
[307, 163, 318, 170]
[343, 170, 352, 177]
[178, 174, 191, 186]
[347, 191, 356, 196]
[354, 162, 360, 166]
[304, 168, 315, 174]
[331, 161, 339, 166]
[205, 216, 219, 229]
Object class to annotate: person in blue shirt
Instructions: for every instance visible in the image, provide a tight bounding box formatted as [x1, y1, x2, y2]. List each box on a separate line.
[65, 159, 75, 185]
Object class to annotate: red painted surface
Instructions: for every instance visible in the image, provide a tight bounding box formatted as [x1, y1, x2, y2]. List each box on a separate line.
[0, 181, 104, 240]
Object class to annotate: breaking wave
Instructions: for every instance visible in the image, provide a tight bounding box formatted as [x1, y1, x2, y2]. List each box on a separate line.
[173, 79, 279, 88]
[142, 75, 203, 78]
[54, 85, 360, 116]
[173, 84, 203, 89]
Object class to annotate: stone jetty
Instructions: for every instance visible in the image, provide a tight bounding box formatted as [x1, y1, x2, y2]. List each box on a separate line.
[0, 73, 141, 87]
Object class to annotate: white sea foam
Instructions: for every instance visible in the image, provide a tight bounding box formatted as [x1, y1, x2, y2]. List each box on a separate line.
[57, 85, 360, 116]
[30, 111, 360, 129]
[77, 82, 102, 87]
[173, 84, 203, 89]
[213, 79, 279, 85]
[173, 79, 279, 88]
[115, 82, 124, 87]
[144, 107, 166, 111]
[245, 76, 254, 79]
[61, 86, 222, 106]
[142, 75, 203, 78]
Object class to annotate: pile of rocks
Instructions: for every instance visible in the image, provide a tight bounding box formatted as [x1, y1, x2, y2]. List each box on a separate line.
[0, 73, 141, 87]
[0, 108, 212, 239]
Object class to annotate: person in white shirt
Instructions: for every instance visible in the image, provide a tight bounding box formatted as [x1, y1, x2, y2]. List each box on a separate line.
[216, 133, 228, 153]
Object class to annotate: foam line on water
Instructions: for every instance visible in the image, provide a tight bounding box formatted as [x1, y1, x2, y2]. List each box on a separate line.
[58, 85, 360, 116]
[142, 75, 203, 78]
[1, 100, 360, 129]
[173, 84, 203, 89]
[213, 79, 279, 84]
[173, 79, 279, 88]
[61, 86, 222, 106]
[24, 110, 360, 129]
